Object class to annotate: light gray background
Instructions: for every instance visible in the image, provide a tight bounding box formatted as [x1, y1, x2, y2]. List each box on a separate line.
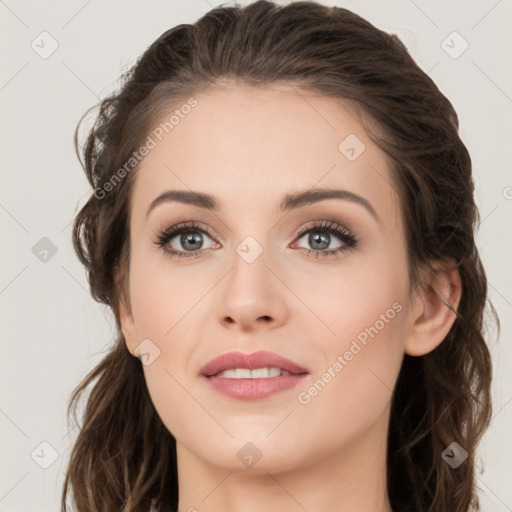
[1, 1, 511, 511]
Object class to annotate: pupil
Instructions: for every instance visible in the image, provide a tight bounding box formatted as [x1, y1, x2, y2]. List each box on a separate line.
[182, 232, 202, 250]
[310, 232, 329, 250]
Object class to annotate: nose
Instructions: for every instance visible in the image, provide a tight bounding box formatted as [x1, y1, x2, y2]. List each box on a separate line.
[216, 249, 289, 333]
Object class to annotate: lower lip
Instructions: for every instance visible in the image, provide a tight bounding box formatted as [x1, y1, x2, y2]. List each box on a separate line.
[203, 374, 308, 401]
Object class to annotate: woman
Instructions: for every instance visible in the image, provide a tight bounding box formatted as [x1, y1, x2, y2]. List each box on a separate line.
[62, 2, 497, 511]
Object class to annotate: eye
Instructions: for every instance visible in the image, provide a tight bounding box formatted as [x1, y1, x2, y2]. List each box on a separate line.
[154, 219, 357, 260]
[153, 221, 218, 259]
[292, 220, 357, 258]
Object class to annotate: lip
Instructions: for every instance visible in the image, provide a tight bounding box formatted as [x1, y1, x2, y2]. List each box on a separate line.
[200, 350, 309, 401]
[200, 350, 309, 377]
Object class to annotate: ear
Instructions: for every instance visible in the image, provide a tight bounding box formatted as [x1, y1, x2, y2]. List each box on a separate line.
[119, 292, 140, 356]
[404, 262, 462, 357]
[115, 263, 140, 357]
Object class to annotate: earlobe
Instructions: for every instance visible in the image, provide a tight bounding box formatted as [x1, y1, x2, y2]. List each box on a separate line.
[404, 264, 462, 357]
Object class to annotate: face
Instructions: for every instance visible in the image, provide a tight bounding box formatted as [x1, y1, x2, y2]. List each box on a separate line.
[121, 83, 416, 474]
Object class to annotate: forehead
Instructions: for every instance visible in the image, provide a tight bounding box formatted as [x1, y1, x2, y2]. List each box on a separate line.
[130, 83, 400, 226]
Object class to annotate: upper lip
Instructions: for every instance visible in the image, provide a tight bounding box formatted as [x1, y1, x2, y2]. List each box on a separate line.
[200, 350, 309, 377]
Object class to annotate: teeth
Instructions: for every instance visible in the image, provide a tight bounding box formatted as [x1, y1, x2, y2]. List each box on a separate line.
[216, 367, 293, 379]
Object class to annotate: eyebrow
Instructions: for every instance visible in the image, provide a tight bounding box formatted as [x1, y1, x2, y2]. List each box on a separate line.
[146, 187, 378, 221]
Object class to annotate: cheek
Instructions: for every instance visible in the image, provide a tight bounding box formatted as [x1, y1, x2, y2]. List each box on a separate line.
[289, 253, 408, 428]
[289, 246, 409, 345]
[127, 253, 207, 408]
[290, 310, 406, 463]
[128, 251, 196, 340]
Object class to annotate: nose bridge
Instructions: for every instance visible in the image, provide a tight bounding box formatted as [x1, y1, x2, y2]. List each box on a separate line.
[215, 231, 288, 331]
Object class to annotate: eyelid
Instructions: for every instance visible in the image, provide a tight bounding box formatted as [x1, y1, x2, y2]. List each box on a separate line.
[291, 219, 357, 249]
[157, 220, 217, 239]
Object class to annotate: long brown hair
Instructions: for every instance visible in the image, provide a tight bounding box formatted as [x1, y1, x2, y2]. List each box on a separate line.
[62, 2, 498, 511]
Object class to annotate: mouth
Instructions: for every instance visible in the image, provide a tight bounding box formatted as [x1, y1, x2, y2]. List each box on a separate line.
[200, 351, 309, 401]
[208, 367, 302, 378]
[200, 349, 309, 377]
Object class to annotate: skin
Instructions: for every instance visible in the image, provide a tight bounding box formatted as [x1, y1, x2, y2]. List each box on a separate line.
[120, 83, 462, 512]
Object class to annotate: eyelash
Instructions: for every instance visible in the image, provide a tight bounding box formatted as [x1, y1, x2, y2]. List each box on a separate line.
[153, 220, 358, 260]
